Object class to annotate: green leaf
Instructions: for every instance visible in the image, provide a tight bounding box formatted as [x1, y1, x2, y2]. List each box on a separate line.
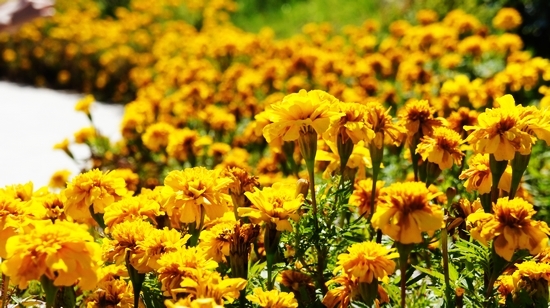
[412, 265, 444, 283]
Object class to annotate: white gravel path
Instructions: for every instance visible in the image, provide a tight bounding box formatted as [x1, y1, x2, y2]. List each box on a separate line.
[0, 81, 124, 188]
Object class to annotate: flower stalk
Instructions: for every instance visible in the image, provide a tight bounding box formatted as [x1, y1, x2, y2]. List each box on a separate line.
[509, 152, 531, 199]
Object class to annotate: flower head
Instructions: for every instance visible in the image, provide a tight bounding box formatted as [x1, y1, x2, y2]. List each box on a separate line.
[365, 101, 405, 149]
[371, 182, 444, 244]
[262, 89, 343, 143]
[64, 169, 128, 223]
[399, 99, 443, 145]
[349, 178, 385, 217]
[459, 153, 512, 194]
[493, 8, 522, 31]
[1, 220, 101, 290]
[247, 287, 298, 308]
[103, 195, 163, 231]
[416, 126, 465, 170]
[325, 102, 374, 145]
[75, 94, 94, 115]
[162, 167, 232, 227]
[49, 170, 71, 189]
[467, 197, 550, 260]
[174, 270, 247, 305]
[464, 95, 535, 161]
[239, 182, 303, 232]
[334, 241, 398, 283]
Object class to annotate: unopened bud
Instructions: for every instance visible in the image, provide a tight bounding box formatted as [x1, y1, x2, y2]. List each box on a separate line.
[296, 179, 309, 199]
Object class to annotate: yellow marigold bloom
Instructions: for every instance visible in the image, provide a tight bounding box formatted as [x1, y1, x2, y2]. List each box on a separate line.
[175, 269, 247, 305]
[139, 227, 190, 270]
[459, 153, 512, 194]
[239, 182, 303, 232]
[1, 182, 34, 201]
[110, 168, 140, 193]
[416, 126, 465, 170]
[49, 169, 71, 189]
[199, 220, 235, 263]
[325, 102, 374, 144]
[0, 195, 37, 258]
[513, 260, 550, 283]
[103, 195, 163, 231]
[103, 220, 155, 273]
[247, 288, 298, 308]
[53, 138, 70, 152]
[464, 95, 535, 161]
[467, 197, 550, 261]
[162, 167, 232, 227]
[142, 122, 175, 152]
[365, 101, 405, 149]
[64, 169, 128, 223]
[75, 94, 94, 115]
[74, 126, 96, 144]
[416, 9, 438, 25]
[85, 279, 140, 308]
[495, 275, 515, 305]
[371, 182, 444, 244]
[262, 89, 343, 143]
[97, 264, 128, 283]
[316, 140, 373, 180]
[447, 107, 478, 136]
[165, 298, 222, 308]
[34, 192, 69, 222]
[493, 8, 522, 31]
[334, 241, 398, 283]
[156, 247, 218, 299]
[278, 270, 315, 293]
[1, 220, 101, 290]
[398, 99, 443, 145]
[349, 178, 385, 217]
[166, 127, 202, 161]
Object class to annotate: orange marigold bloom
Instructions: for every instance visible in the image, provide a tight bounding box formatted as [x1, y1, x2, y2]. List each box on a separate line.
[48, 169, 71, 189]
[467, 197, 550, 261]
[365, 101, 405, 149]
[371, 182, 444, 244]
[64, 169, 128, 223]
[75, 94, 94, 115]
[103, 195, 163, 231]
[174, 269, 247, 305]
[142, 122, 175, 152]
[324, 102, 374, 144]
[416, 126, 465, 170]
[1, 220, 101, 290]
[262, 89, 343, 143]
[334, 241, 398, 283]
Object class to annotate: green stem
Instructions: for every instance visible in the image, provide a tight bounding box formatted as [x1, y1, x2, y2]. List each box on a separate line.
[188, 208, 206, 247]
[480, 193, 492, 213]
[396, 243, 414, 308]
[40, 275, 59, 308]
[442, 226, 452, 306]
[125, 252, 146, 308]
[489, 155, 508, 207]
[266, 252, 275, 290]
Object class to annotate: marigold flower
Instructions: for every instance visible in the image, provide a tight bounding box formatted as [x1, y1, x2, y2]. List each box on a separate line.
[174, 269, 247, 305]
[247, 287, 298, 308]
[464, 95, 535, 161]
[156, 246, 218, 299]
[278, 270, 315, 293]
[447, 107, 478, 136]
[139, 227, 190, 270]
[74, 126, 97, 144]
[239, 182, 303, 232]
[493, 8, 522, 31]
[459, 153, 512, 194]
[316, 140, 373, 180]
[323, 275, 358, 308]
[142, 122, 175, 152]
[334, 241, 398, 283]
[103, 195, 163, 231]
[467, 197, 550, 261]
[34, 192, 69, 222]
[262, 89, 343, 143]
[1, 220, 101, 290]
[85, 279, 139, 308]
[513, 260, 550, 283]
[365, 101, 405, 149]
[325, 102, 374, 145]
[416, 126, 465, 170]
[64, 169, 128, 223]
[495, 275, 515, 305]
[110, 168, 140, 193]
[399, 99, 443, 145]
[162, 167, 232, 227]
[349, 178, 385, 217]
[198, 220, 235, 263]
[371, 182, 444, 244]
[48, 169, 71, 189]
[165, 298, 222, 308]
[103, 220, 156, 273]
[75, 94, 94, 115]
